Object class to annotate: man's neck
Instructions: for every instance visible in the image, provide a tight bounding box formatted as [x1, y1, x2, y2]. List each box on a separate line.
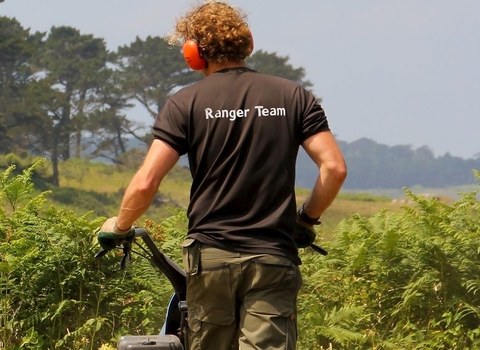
[202, 60, 247, 77]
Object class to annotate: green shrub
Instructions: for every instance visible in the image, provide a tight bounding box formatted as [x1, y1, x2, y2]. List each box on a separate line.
[297, 171, 480, 349]
[48, 187, 119, 217]
[3, 160, 480, 349]
[0, 159, 181, 349]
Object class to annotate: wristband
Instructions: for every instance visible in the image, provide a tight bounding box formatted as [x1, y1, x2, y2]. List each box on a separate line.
[298, 204, 321, 225]
[113, 220, 132, 235]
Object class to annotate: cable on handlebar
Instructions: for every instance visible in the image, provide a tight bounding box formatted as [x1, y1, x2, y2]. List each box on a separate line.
[94, 227, 187, 299]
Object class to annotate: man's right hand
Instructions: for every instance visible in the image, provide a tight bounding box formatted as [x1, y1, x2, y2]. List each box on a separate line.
[97, 217, 134, 250]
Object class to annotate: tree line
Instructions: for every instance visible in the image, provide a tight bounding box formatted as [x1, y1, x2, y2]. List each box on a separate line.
[296, 138, 480, 190]
[0, 16, 312, 186]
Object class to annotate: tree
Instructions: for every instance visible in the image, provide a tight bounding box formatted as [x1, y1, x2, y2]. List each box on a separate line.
[84, 68, 146, 164]
[247, 49, 313, 90]
[0, 16, 42, 154]
[32, 26, 111, 185]
[115, 36, 202, 118]
[303, 138, 480, 190]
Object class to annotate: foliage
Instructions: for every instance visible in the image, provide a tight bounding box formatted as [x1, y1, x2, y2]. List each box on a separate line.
[247, 50, 313, 90]
[297, 174, 480, 349]
[31, 26, 112, 185]
[0, 160, 181, 349]
[0, 16, 42, 155]
[0, 153, 53, 187]
[2, 161, 480, 349]
[47, 187, 119, 217]
[296, 140, 480, 190]
[342, 139, 480, 189]
[115, 36, 202, 119]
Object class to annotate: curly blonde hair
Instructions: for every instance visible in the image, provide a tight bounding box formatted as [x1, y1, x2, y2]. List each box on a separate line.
[166, 1, 253, 64]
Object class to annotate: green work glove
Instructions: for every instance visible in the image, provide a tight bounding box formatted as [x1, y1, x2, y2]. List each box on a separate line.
[97, 217, 135, 250]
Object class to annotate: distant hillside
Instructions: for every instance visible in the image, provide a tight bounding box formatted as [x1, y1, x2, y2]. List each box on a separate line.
[296, 138, 479, 190]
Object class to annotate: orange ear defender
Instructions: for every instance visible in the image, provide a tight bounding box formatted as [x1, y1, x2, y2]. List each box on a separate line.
[183, 39, 207, 71]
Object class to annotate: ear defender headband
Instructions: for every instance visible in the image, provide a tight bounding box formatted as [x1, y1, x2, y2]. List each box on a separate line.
[182, 2, 255, 71]
[182, 3, 210, 71]
[182, 31, 254, 71]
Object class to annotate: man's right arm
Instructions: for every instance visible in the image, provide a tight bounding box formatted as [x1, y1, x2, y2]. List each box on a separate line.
[301, 130, 347, 219]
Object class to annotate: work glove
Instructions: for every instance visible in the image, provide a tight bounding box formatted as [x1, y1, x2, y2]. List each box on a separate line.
[294, 204, 321, 248]
[97, 217, 135, 251]
[294, 218, 317, 248]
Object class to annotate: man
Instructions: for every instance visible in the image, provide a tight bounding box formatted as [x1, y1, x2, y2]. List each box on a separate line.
[97, 1, 347, 349]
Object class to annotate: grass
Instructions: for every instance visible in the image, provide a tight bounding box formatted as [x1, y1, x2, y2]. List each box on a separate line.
[48, 159, 473, 240]
[295, 187, 406, 240]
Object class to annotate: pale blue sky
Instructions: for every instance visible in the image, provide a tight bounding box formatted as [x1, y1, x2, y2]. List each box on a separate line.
[2, 0, 479, 159]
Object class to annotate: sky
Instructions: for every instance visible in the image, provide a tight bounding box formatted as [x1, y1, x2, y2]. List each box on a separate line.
[2, 0, 479, 159]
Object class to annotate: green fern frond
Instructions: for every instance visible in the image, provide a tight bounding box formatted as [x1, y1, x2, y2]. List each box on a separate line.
[473, 169, 480, 183]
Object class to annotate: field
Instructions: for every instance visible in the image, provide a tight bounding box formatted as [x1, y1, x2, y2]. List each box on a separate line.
[51, 159, 466, 241]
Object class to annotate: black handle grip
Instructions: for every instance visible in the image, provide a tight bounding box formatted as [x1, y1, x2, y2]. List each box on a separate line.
[311, 243, 328, 256]
[94, 248, 109, 259]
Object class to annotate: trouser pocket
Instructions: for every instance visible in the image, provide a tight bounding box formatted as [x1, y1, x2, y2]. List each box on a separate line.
[241, 255, 303, 350]
[183, 246, 237, 350]
[181, 238, 200, 275]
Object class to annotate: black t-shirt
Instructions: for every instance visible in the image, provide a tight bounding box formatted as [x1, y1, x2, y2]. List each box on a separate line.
[153, 67, 329, 264]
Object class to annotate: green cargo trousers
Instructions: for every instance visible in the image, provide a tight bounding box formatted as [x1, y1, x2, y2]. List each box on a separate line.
[181, 238, 303, 350]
